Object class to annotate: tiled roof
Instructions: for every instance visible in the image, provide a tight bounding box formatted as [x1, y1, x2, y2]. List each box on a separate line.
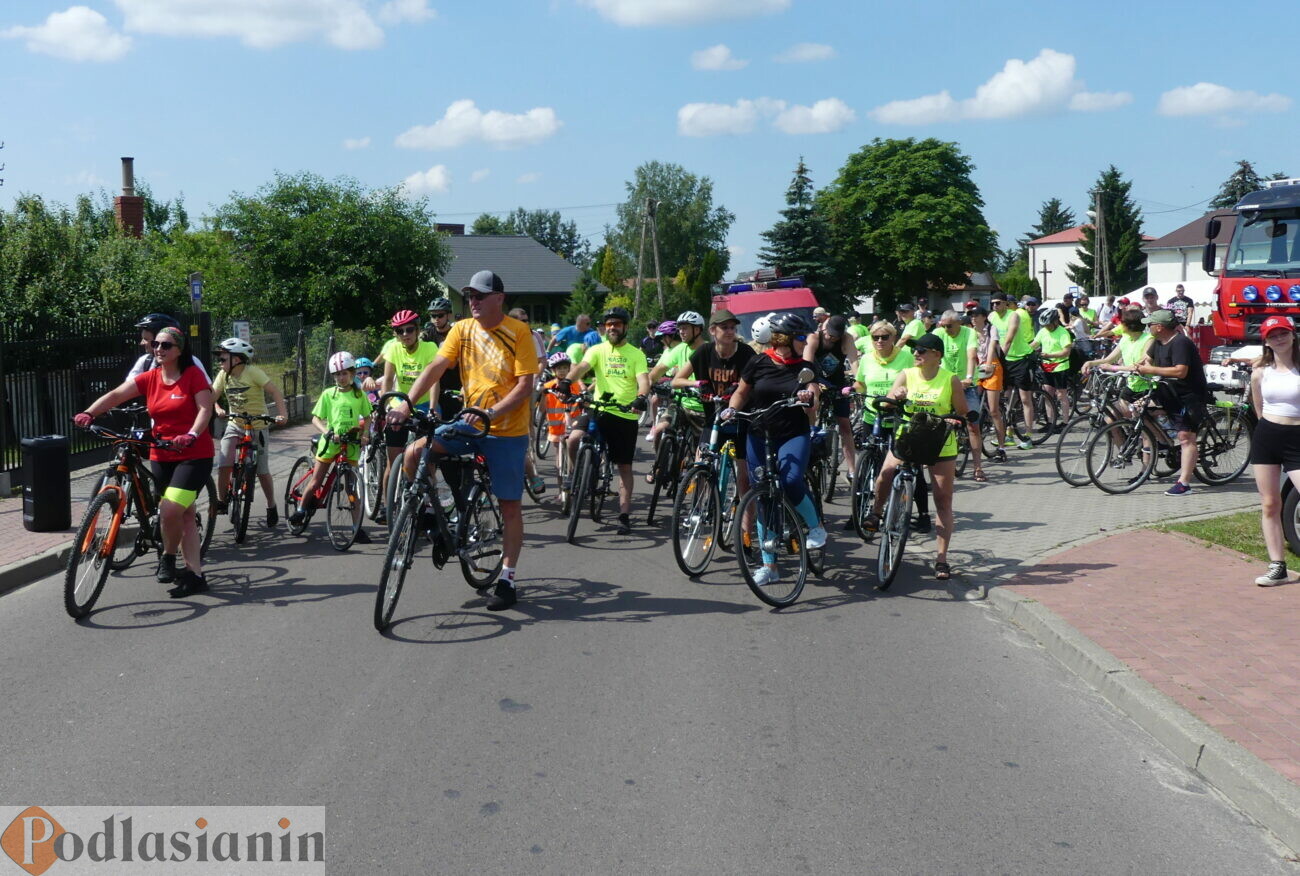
[438, 235, 606, 296]
[1143, 211, 1237, 250]
[1028, 224, 1090, 245]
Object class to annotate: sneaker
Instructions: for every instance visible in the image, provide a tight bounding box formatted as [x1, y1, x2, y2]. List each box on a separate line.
[913, 513, 932, 534]
[1016, 440, 1034, 450]
[862, 512, 881, 534]
[1256, 561, 1287, 586]
[486, 580, 518, 611]
[994, 449, 1007, 463]
[213, 497, 229, 514]
[289, 510, 306, 528]
[1001, 438, 1018, 448]
[644, 432, 655, 443]
[156, 553, 178, 584]
[1165, 481, 1192, 496]
[752, 566, 779, 587]
[168, 568, 208, 598]
[373, 504, 387, 525]
[616, 514, 632, 536]
[528, 475, 547, 495]
[806, 525, 827, 549]
[265, 507, 279, 528]
[354, 528, 372, 545]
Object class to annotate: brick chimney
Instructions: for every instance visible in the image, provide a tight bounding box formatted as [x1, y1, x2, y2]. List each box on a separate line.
[114, 157, 144, 237]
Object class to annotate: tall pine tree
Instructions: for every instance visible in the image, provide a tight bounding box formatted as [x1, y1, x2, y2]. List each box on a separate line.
[1017, 198, 1077, 254]
[757, 157, 840, 309]
[1067, 166, 1145, 298]
[1209, 160, 1289, 209]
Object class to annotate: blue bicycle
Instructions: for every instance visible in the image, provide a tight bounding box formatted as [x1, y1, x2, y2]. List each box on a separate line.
[671, 394, 740, 577]
[565, 393, 631, 545]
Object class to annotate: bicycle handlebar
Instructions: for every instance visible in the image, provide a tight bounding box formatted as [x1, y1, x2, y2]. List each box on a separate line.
[378, 391, 493, 439]
[82, 422, 173, 449]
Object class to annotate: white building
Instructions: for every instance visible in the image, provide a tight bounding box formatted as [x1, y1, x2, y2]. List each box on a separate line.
[1026, 224, 1089, 302]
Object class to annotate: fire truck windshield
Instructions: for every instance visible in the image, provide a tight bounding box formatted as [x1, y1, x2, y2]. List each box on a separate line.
[1225, 212, 1300, 276]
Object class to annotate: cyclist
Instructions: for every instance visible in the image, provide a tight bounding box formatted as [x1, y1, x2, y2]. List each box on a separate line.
[1030, 308, 1075, 422]
[897, 302, 927, 346]
[644, 320, 682, 442]
[936, 310, 985, 481]
[549, 313, 592, 354]
[862, 332, 971, 581]
[647, 311, 707, 451]
[128, 313, 210, 381]
[989, 292, 1036, 448]
[289, 352, 371, 539]
[566, 306, 651, 536]
[1248, 315, 1300, 585]
[969, 306, 1008, 461]
[804, 314, 859, 485]
[375, 309, 439, 523]
[542, 352, 585, 483]
[1081, 308, 1152, 414]
[75, 325, 215, 597]
[422, 297, 463, 420]
[211, 337, 288, 527]
[389, 270, 540, 611]
[721, 311, 826, 586]
[1135, 309, 1209, 496]
[354, 358, 380, 403]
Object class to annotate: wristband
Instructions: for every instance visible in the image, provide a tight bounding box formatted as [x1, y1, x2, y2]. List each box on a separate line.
[186, 431, 199, 438]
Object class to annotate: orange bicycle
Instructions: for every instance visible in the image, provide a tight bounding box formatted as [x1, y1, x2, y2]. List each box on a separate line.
[225, 413, 277, 543]
[284, 429, 365, 551]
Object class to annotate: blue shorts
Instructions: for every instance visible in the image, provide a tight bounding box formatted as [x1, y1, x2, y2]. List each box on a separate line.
[433, 433, 527, 501]
[963, 387, 983, 415]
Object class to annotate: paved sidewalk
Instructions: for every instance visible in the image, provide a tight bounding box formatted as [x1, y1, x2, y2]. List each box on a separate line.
[0, 422, 320, 591]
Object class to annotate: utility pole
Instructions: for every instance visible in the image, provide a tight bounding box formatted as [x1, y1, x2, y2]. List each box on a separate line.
[648, 198, 665, 314]
[1038, 261, 1052, 299]
[633, 198, 649, 319]
[632, 197, 666, 318]
[1090, 189, 1110, 300]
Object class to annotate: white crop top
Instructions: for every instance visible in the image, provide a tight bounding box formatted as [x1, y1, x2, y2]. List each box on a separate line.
[1261, 365, 1300, 418]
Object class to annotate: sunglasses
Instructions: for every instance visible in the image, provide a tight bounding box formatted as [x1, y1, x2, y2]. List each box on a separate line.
[871, 334, 892, 341]
[467, 292, 499, 302]
[394, 325, 419, 335]
[151, 341, 177, 351]
[431, 312, 450, 318]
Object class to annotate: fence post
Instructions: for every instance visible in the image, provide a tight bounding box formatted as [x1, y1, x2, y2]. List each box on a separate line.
[0, 331, 8, 483]
[296, 327, 308, 422]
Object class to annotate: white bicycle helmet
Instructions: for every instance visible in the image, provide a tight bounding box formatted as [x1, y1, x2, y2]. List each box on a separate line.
[676, 310, 705, 327]
[751, 313, 774, 345]
[328, 351, 356, 373]
[218, 337, 254, 359]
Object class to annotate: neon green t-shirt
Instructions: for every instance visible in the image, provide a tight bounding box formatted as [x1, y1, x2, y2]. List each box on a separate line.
[380, 337, 439, 408]
[990, 309, 1032, 360]
[1079, 307, 1097, 328]
[901, 318, 926, 341]
[657, 342, 704, 412]
[583, 341, 648, 421]
[847, 324, 869, 340]
[1118, 331, 1153, 391]
[1035, 326, 1073, 373]
[856, 346, 914, 423]
[566, 341, 586, 365]
[939, 326, 977, 378]
[311, 385, 370, 463]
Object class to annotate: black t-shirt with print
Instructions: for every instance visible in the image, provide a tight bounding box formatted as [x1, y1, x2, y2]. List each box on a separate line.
[1166, 294, 1194, 325]
[740, 353, 821, 445]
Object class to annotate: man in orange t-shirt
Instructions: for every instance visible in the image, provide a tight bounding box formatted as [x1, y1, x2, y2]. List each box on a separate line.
[389, 270, 540, 611]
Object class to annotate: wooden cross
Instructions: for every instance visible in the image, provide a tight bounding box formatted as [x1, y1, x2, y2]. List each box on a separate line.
[1038, 261, 1052, 297]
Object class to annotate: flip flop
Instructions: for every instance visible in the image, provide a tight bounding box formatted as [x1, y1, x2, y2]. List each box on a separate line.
[935, 561, 952, 581]
[973, 470, 988, 482]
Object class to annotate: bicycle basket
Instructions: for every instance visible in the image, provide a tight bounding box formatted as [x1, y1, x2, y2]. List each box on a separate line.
[893, 412, 948, 466]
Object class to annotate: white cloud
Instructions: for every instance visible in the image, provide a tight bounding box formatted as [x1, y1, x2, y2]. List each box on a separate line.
[402, 164, 450, 195]
[470, 168, 491, 183]
[578, 0, 788, 27]
[1157, 82, 1292, 117]
[691, 43, 747, 71]
[774, 98, 854, 134]
[378, 0, 436, 25]
[64, 169, 107, 187]
[870, 48, 1129, 124]
[395, 99, 562, 149]
[2, 6, 132, 62]
[342, 136, 371, 150]
[113, 0, 390, 50]
[517, 172, 541, 184]
[774, 42, 834, 63]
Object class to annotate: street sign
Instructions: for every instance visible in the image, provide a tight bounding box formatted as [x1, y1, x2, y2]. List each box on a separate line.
[233, 320, 251, 344]
[188, 271, 204, 303]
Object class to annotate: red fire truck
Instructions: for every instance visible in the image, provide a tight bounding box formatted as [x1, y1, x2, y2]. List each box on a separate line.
[1205, 178, 1300, 342]
[711, 274, 821, 338]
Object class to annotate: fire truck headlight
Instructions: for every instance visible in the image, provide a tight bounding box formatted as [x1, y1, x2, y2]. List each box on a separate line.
[1242, 285, 1261, 302]
[1266, 284, 1284, 302]
[1288, 285, 1300, 303]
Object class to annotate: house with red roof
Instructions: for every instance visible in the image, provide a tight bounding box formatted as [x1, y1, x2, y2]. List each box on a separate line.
[1026, 224, 1090, 300]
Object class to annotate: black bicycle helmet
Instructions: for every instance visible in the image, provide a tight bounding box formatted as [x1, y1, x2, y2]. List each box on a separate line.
[768, 311, 813, 336]
[602, 306, 631, 325]
[135, 312, 180, 334]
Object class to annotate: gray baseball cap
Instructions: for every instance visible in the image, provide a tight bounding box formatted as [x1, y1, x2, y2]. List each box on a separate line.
[461, 270, 505, 296]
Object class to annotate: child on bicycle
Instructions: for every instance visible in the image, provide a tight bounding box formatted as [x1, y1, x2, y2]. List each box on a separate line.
[290, 352, 371, 540]
[542, 352, 584, 482]
[212, 337, 288, 527]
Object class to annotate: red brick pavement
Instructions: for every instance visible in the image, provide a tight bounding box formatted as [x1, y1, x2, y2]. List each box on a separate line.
[1004, 529, 1300, 785]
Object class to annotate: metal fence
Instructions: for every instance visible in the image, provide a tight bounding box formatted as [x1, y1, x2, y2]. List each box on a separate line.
[216, 314, 310, 419]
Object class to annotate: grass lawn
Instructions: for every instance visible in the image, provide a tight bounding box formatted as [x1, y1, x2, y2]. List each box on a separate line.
[1156, 510, 1300, 564]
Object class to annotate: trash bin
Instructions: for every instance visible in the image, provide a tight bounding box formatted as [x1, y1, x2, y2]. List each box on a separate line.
[22, 435, 71, 532]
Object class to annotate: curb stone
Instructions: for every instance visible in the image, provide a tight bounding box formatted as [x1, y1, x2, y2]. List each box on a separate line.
[982, 580, 1300, 854]
[0, 544, 72, 599]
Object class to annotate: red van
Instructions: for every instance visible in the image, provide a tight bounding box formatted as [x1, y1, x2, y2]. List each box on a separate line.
[711, 279, 821, 338]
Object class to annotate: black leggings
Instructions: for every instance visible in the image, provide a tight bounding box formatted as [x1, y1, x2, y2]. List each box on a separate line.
[914, 467, 930, 515]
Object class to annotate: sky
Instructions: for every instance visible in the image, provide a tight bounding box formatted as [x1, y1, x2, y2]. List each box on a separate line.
[2, 0, 1297, 281]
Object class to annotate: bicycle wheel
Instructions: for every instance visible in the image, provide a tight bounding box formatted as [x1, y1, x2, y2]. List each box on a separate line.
[232, 459, 256, 544]
[978, 409, 1000, 458]
[195, 477, 217, 557]
[1196, 407, 1252, 485]
[385, 457, 407, 535]
[954, 428, 970, 479]
[1054, 414, 1104, 487]
[672, 468, 720, 577]
[1086, 419, 1157, 494]
[717, 450, 739, 552]
[373, 497, 421, 632]
[532, 402, 550, 459]
[524, 446, 543, 505]
[325, 467, 362, 551]
[285, 456, 314, 535]
[64, 491, 119, 619]
[647, 433, 677, 525]
[591, 455, 612, 523]
[458, 483, 504, 588]
[361, 444, 384, 520]
[733, 489, 807, 607]
[803, 474, 826, 578]
[851, 445, 883, 541]
[822, 428, 841, 502]
[566, 447, 593, 545]
[876, 472, 916, 591]
[102, 474, 143, 571]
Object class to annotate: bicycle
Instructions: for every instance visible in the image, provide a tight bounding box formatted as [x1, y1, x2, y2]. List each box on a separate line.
[646, 384, 700, 525]
[359, 396, 388, 521]
[535, 384, 580, 515]
[812, 393, 842, 502]
[284, 429, 366, 551]
[671, 393, 740, 577]
[848, 393, 899, 541]
[1053, 369, 1130, 487]
[1002, 355, 1062, 445]
[224, 413, 277, 543]
[566, 394, 631, 544]
[65, 423, 217, 619]
[373, 394, 504, 631]
[1195, 376, 1254, 485]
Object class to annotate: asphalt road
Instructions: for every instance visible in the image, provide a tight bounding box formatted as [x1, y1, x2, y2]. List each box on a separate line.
[1, 445, 1291, 874]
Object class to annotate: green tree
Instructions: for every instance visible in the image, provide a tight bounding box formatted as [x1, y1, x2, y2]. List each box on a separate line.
[1067, 166, 1146, 298]
[612, 161, 734, 284]
[503, 207, 589, 267]
[213, 172, 451, 328]
[818, 138, 997, 312]
[757, 157, 841, 310]
[562, 273, 602, 325]
[597, 241, 630, 293]
[995, 259, 1041, 299]
[1017, 197, 1077, 254]
[471, 213, 507, 235]
[1209, 160, 1290, 209]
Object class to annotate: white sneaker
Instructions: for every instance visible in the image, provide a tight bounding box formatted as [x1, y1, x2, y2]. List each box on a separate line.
[806, 525, 827, 549]
[1256, 561, 1288, 586]
[644, 433, 655, 443]
[752, 566, 779, 586]
[1016, 440, 1033, 450]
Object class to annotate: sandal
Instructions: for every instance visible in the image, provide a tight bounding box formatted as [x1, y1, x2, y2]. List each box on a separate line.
[973, 469, 988, 482]
[935, 561, 952, 581]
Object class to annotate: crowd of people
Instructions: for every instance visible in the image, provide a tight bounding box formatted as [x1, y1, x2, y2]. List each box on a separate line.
[71, 275, 1289, 617]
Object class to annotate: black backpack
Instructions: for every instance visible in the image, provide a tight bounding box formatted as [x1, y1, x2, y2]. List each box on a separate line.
[893, 411, 949, 466]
